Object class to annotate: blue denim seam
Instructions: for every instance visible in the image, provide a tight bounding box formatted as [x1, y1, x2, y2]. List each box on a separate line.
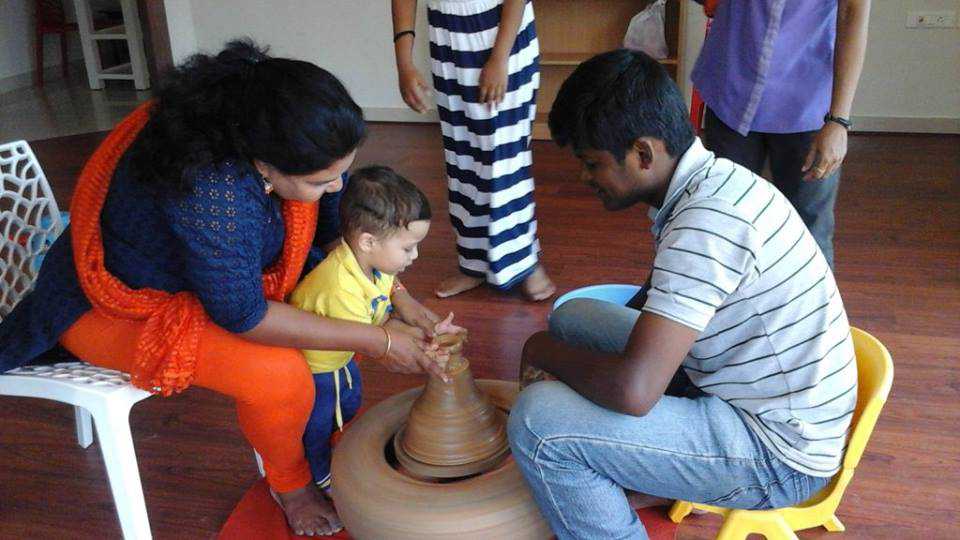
[539, 434, 771, 465]
[705, 468, 804, 509]
[530, 437, 577, 538]
[533, 432, 807, 513]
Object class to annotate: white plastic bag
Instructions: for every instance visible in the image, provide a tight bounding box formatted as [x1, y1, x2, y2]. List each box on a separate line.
[623, 0, 669, 60]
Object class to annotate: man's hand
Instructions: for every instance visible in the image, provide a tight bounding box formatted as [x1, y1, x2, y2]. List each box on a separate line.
[479, 56, 508, 106]
[802, 121, 848, 181]
[519, 331, 557, 389]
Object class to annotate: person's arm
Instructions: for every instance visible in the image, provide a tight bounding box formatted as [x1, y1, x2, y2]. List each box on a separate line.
[803, 0, 871, 180]
[478, 0, 526, 105]
[527, 198, 761, 415]
[391, 285, 465, 338]
[243, 301, 446, 379]
[392, 0, 431, 113]
[522, 313, 698, 416]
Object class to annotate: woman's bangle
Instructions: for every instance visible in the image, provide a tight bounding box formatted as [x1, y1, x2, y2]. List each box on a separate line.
[394, 30, 415, 43]
[379, 326, 393, 360]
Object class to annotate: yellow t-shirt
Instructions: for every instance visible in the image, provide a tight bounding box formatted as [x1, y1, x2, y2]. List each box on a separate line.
[289, 241, 394, 374]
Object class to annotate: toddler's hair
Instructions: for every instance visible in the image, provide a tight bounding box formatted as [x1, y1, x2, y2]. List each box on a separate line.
[340, 165, 431, 238]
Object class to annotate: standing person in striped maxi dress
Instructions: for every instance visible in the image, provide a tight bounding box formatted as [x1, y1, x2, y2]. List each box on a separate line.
[392, 0, 556, 300]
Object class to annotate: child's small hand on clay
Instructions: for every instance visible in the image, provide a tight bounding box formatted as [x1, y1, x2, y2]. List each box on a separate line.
[433, 312, 466, 337]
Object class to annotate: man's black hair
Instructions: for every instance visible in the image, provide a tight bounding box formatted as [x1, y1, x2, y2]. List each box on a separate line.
[548, 48, 695, 161]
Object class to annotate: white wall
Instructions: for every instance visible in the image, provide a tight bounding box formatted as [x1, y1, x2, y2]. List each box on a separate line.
[852, 0, 960, 132]
[681, 0, 960, 133]
[164, 1, 959, 131]
[183, 0, 435, 122]
[163, 0, 198, 64]
[0, 0, 84, 93]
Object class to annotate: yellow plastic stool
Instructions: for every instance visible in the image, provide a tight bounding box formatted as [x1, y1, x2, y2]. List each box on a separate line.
[669, 327, 894, 540]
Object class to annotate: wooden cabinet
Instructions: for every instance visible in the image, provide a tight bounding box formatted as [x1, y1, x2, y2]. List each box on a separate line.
[532, 0, 687, 139]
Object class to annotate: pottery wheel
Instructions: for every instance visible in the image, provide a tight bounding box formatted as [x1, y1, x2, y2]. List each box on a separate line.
[330, 380, 552, 539]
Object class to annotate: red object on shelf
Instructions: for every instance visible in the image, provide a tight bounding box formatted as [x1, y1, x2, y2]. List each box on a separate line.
[703, 0, 720, 18]
[34, 0, 78, 87]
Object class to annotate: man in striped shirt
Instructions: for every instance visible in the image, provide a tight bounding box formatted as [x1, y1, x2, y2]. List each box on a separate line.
[507, 49, 857, 540]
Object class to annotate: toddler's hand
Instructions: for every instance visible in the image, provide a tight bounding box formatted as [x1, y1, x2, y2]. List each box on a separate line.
[385, 317, 427, 341]
[433, 312, 466, 337]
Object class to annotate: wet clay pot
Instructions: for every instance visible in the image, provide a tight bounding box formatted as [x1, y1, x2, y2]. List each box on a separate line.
[397, 334, 509, 473]
[330, 380, 551, 539]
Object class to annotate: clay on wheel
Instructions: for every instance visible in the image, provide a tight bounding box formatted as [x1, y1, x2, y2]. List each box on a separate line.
[331, 380, 552, 539]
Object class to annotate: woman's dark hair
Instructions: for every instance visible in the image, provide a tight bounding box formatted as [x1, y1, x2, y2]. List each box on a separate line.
[340, 166, 431, 238]
[128, 39, 366, 191]
[548, 48, 694, 161]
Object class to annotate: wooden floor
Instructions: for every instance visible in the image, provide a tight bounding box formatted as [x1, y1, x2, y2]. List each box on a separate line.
[1, 124, 958, 539]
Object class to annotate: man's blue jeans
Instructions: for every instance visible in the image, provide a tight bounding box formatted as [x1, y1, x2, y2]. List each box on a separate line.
[507, 299, 830, 539]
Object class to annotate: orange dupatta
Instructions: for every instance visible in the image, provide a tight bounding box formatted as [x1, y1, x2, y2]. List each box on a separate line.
[70, 100, 318, 396]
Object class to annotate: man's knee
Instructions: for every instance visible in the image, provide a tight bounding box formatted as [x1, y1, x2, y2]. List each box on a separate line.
[549, 298, 601, 340]
[508, 381, 574, 453]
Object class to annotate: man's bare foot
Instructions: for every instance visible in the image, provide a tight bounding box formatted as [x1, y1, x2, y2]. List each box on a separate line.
[521, 265, 556, 302]
[274, 483, 344, 536]
[436, 273, 483, 298]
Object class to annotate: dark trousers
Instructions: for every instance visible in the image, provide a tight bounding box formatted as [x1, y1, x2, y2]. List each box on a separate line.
[302, 359, 363, 487]
[704, 108, 839, 268]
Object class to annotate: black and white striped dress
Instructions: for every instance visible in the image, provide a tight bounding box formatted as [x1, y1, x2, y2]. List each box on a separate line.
[427, 0, 541, 289]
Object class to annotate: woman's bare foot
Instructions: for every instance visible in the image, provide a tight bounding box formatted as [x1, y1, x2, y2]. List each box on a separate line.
[274, 483, 344, 536]
[521, 265, 556, 302]
[436, 273, 483, 298]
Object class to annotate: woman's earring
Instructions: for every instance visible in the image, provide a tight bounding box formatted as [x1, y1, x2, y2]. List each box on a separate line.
[263, 178, 274, 195]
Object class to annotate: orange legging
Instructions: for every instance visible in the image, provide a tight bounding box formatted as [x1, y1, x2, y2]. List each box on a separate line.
[61, 309, 315, 493]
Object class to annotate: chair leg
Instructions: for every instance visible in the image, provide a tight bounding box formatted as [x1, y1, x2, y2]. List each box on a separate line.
[74, 406, 94, 448]
[91, 405, 152, 540]
[716, 510, 798, 540]
[823, 514, 846, 532]
[668, 500, 694, 523]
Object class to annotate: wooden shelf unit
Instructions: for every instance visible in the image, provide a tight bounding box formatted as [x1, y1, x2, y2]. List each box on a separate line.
[533, 0, 686, 140]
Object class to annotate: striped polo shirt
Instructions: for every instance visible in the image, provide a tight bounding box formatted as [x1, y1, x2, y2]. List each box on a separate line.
[643, 138, 857, 477]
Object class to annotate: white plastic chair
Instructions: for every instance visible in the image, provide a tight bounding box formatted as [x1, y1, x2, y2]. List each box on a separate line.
[0, 140, 154, 539]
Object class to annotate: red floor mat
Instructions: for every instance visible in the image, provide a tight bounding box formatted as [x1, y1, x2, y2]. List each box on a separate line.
[218, 478, 678, 539]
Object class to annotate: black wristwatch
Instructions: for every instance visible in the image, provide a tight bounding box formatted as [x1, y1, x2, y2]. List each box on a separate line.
[823, 114, 852, 130]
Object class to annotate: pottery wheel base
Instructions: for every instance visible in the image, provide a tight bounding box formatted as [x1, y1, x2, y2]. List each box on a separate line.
[393, 411, 511, 480]
[330, 380, 552, 539]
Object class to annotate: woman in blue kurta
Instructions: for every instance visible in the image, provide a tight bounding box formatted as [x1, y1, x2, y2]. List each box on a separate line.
[0, 40, 440, 536]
